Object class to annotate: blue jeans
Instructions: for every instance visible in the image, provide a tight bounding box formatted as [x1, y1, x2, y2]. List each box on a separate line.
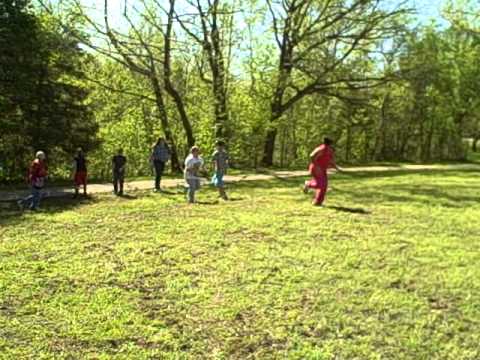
[186, 179, 200, 203]
[21, 187, 42, 209]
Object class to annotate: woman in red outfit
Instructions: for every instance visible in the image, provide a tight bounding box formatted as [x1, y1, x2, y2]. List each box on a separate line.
[304, 138, 342, 206]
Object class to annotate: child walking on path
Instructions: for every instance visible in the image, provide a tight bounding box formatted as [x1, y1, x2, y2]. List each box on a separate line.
[18, 151, 48, 211]
[184, 146, 203, 204]
[112, 149, 127, 196]
[73, 148, 88, 198]
[211, 140, 229, 200]
[304, 138, 342, 206]
[150, 138, 170, 192]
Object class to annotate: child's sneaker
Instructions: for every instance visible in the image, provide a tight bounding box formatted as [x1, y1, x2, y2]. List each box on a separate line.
[303, 181, 309, 194]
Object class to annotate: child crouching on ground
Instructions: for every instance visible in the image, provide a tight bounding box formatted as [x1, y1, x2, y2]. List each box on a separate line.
[184, 146, 203, 203]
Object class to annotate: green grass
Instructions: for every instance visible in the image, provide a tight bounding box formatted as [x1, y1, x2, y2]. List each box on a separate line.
[467, 151, 480, 164]
[1, 169, 480, 359]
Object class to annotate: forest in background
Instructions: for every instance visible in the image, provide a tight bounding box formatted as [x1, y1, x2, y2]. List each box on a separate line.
[1, 0, 480, 182]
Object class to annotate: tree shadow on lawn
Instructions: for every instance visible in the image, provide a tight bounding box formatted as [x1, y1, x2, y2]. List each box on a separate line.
[0, 195, 101, 226]
[339, 168, 480, 180]
[336, 186, 477, 208]
[285, 168, 479, 209]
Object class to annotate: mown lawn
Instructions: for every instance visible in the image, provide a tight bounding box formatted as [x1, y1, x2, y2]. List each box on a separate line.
[1, 169, 479, 359]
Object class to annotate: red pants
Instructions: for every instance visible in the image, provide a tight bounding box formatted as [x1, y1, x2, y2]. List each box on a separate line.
[307, 167, 328, 205]
[74, 171, 87, 186]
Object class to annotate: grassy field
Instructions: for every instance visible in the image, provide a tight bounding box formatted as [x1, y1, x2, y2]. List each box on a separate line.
[1, 169, 479, 359]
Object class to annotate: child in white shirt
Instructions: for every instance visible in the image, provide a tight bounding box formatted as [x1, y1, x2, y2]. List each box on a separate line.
[184, 146, 204, 203]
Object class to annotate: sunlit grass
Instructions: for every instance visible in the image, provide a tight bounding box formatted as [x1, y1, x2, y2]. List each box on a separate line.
[1, 169, 479, 359]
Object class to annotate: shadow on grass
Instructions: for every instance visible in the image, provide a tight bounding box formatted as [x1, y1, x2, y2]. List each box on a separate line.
[246, 169, 479, 209]
[337, 186, 478, 208]
[339, 168, 480, 180]
[195, 200, 220, 206]
[226, 197, 244, 202]
[326, 205, 371, 214]
[117, 194, 138, 200]
[156, 190, 176, 195]
[0, 195, 101, 226]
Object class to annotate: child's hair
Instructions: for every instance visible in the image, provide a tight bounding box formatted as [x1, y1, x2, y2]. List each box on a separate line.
[324, 137, 333, 146]
[191, 146, 200, 153]
[215, 140, 225, 147]
[35, 150, 46, 159]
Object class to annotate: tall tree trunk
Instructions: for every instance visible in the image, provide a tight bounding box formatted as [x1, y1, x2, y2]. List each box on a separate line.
[473, 136, 479, 152]
[280, 126, 287, 167]
[209, 18, 228, 140]
[164, 0, 195, 148]
[262, 79, 288, 166]
[363, 127, 370, 162]
[180, 0, 230, 141]
[212, 75, 228, 139]
[262, 128, 278, 166]
[164, 83, 195, 148]
[375, 93, 390, 160]
[345, 126, 352, 162]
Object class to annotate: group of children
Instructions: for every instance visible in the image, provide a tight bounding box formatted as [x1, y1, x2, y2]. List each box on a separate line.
[18, 137, 339, 211]
[144, 138, 229, 203]
[17, 140, 230, 210]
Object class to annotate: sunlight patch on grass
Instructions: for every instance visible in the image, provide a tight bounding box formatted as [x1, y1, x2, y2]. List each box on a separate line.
[1, 170, 480, 358]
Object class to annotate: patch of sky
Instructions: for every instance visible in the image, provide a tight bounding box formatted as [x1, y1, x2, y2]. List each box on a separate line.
[45, 0, 451, 77]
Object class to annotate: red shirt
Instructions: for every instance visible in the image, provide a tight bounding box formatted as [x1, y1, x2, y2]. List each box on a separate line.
[29, 159, 48, 185]
[312, 144, 335, 169]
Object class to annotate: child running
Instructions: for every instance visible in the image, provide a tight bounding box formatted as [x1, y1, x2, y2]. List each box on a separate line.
[184, 146, 203, 204]
[304, 137, 342, 206]
[112, 149, 127, 196]
[73, 148, 88, 198]
[17, 150, 48, 211]
[211, 140, 229, 200]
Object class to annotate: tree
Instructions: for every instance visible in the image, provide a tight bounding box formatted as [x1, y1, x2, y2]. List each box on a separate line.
[261, 0, 409, 165]
[0, 0, 98, 181]
[175, 0, 237, 140]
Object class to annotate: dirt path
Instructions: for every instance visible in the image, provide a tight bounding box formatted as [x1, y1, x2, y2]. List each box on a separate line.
[1, 163, 478, 202]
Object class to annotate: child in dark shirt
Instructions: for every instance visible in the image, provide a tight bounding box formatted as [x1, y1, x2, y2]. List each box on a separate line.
[112, 149, 127, 196]
[73, 148, 88, 198]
